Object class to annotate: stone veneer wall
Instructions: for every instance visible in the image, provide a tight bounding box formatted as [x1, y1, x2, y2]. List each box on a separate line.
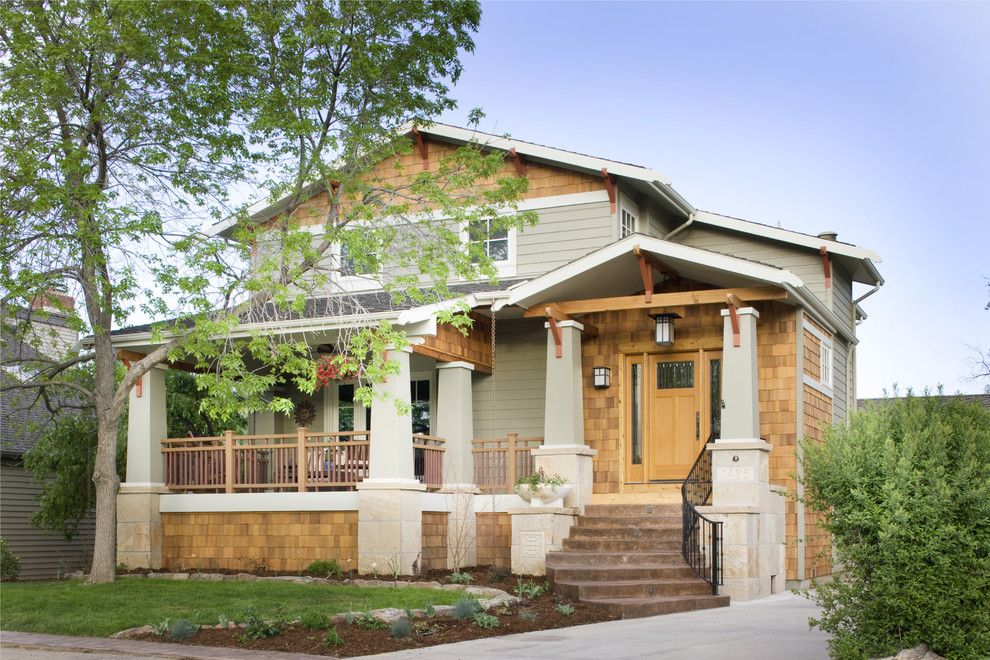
[476, 512, 511, 567]
[420, 512, 449, 572]
[162, 511, 358, 572]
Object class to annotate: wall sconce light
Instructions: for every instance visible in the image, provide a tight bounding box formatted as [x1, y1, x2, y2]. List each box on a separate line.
[592, 366, 611, 389]
[650, 312, 681, 346]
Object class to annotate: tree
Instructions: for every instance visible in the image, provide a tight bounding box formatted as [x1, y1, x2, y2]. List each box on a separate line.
[1, 0, 531, 583]
[802, 393, 990, 658]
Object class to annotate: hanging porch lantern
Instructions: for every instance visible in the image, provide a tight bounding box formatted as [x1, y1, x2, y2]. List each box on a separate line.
[650, 312, 681, 346]
[592, 366, 611, 389]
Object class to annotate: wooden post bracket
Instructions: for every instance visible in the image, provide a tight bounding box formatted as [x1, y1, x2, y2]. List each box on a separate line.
[543, 304, 599, 338]
[633, 245, 654, 303]
[726, 292, 746, 348]
[820, 245, 832, 289]
[411, 127, 429, 170]
[121, 358, 142, 398]
[601, 168, 617, 214]
[508, 147, 527, 176]
[547, 312, 563, 359]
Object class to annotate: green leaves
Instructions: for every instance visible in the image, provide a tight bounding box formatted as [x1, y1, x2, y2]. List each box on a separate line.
[801, 393, 990, 659]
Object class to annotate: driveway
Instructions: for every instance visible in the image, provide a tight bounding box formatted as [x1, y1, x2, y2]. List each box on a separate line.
[359, 591, 829, 660]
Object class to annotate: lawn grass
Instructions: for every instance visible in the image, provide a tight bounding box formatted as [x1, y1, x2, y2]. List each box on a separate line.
[0, 578, 461, 637]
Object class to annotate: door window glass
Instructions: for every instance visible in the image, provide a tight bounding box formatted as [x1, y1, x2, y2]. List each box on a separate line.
[657, 361, 694, 389]
[709, 359, 722, 440]
[631, 363, 642, 465]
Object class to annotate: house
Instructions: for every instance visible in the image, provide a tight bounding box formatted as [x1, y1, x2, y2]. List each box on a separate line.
[109, 124, 883, 614]
[1, 297, 96, 579]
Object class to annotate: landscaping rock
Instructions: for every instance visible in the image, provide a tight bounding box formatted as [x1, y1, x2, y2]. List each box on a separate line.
[440, 583, 466, 591]
[431, 605, 455, 619]
[464, 586, 503, 598]
[879, 645, 944, 660]
[234, 573, 255, 581]
[64, 570, 86, 580]
[370, 608, 407, 623]
[189, 573, 224, 581]
[166, 572, 190, 580]
[110, 625, 155, 639]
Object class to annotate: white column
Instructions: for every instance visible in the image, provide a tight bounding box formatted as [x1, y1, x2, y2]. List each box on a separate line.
[719, 307, 761, 441]
[357, 346, 423, 575]
[543, 321, 584, 445]
[436, 361, 477, 570]
[118, 365, 167, 570]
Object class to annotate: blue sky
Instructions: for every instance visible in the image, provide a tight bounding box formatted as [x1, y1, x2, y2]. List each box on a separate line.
[437, 1, 990, 397]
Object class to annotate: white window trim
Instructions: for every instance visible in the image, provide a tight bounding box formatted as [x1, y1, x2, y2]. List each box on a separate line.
[459, 220, 517, 278]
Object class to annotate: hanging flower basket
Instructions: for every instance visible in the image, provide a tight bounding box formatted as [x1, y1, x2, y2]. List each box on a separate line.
[315, 354, 357, 389]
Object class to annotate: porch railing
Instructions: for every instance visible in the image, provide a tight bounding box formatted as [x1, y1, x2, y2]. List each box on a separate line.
[162, 429, 443, 493]
[681, 433, 723, 595]
[472, 433, 543, 493]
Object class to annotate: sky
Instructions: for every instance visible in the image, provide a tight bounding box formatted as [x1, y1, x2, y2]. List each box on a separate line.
[435, 1, 990, 398]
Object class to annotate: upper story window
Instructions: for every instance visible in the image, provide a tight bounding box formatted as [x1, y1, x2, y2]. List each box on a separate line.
[620, 208, 637, 238]
[468, 218, 509, 262]
[819, 341, 833, 388]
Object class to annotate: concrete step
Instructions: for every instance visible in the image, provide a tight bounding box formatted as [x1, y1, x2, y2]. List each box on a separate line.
[562, 536, 680, 552]
[576, 515, 683, 529]
[583, 503, 682, 517]
[546, 550, 685, 566]
[555, 578, 713, 600]
[583, 594, 730, 619]
[569, 526, 681, 541]
[546, 564, 697, 583]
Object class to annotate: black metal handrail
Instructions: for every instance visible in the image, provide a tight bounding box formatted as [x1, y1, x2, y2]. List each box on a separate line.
[681, 433, 723, 595]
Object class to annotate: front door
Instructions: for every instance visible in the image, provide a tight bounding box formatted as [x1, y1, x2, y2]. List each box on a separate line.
[648, 354, 700, 480]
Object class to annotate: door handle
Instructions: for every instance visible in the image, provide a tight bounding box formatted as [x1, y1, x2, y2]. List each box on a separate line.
[696, 412, 700, 441]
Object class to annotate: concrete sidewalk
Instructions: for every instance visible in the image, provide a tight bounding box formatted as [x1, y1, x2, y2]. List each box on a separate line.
[2, 592, 828, 660]
[358, 591, 830, 660]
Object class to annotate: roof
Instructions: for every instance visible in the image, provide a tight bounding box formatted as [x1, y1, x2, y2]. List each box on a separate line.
[0, 371, 56, 457]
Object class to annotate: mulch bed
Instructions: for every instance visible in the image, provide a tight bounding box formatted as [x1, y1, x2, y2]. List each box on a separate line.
[133, 589, 618, 657]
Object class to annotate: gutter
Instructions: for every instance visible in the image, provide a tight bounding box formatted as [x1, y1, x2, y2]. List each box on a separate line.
[651, 181, 696, 238]
[783, 283, 857, 345]
[853, 261, 884, 305]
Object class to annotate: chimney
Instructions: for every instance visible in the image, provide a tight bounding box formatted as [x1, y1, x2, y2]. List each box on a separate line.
[31, 291, 76, 313]
[817, 231, 838, 242]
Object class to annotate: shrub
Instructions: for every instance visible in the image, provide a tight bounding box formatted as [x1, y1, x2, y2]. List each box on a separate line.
[802, 393, 990, 659]
[240, 607, 285, 640]
[472, 611, 499, 629]
[390, 618, 412, 639]
[298, 611, 329, 630]
[451, 596, 481, 620]
[487, 566, 512, 583]
[555, 603, 575, 616]
[167, 619, 198, 640]
[304, 559, 343, 578]
[0, 539, 20, 581]
[424, 602, 436, 618]
[519, 609, 538, 622]
[352, 612, 388, 630]
[447, 571, 473, 584]
[323, 627, 344, 648]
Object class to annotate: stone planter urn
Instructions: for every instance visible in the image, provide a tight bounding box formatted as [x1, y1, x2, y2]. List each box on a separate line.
[514, 483, 573, 508]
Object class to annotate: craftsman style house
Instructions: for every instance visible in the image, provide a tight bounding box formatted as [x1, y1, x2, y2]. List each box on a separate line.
[112, 124, 882, 615]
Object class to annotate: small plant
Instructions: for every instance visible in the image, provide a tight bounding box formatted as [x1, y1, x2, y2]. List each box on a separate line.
[115, 562, 129, 573]
[217, 613, 230, 628]
[322, 627, 344, 648]
[299, 611, 329, 630]
[390, 618, 412, 639]
[0, 539, 19, 582]
[167, 619, 198, 640]
[451, 596, 482, 620]
[447, 571, 474, 584]
[519, 609, 538, 622]
[473, 611, 500, 629]
[555, 603, 575, 616]
[305, 559, 343, 579]
[152, 619, 171, 636]
[487, 566, 512, 583]
[513, 579, 547, 600]
[424, 602, 437, 618]
[352, 612, 388, 630]
[515, 467, 566, 492]
[240, 607, 285, 640]
[414, 621, 440, 636]
[387, 556, 400, 584]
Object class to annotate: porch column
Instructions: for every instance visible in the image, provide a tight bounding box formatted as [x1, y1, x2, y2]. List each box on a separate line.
[117, 365, 167, 570]
[435, 361, 477, 569]
[700, 307, 786, 601]
[357, 346, 424, 575]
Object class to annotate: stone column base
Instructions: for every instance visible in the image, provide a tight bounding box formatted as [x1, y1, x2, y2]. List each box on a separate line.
[440, 485, 479, 571]
[357, 480, 425, 575]
[509, 506, 576, 576]
[698, 499, 786, 601]
[531, 445, 596, 514]
[117, 484, 167, 570]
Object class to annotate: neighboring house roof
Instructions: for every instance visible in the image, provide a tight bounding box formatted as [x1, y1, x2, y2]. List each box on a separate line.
[858, 393, 990, 410]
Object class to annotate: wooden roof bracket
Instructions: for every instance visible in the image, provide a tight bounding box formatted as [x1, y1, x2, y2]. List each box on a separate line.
[544, 304, 599, 338]
[410, 127, 429, 170]
[508, 147, 527, 176]
[601, 168, 617, 214]
[120, 358, 142, 398]
[633, 245, 654, 303]
[820, 245, 832, 288]
[547, 313, 563, 358]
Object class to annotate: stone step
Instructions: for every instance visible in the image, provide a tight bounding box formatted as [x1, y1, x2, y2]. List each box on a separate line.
[583, 594, 730, 619]
[576, 515, 683, 529]
[562, 536, 680, 552]
[546, 550, 685, 566]
[546, 564, 697, 583]
[569, 526, 681, 541]
[583, 503, 682, 517]
[555, 578, 713, 600]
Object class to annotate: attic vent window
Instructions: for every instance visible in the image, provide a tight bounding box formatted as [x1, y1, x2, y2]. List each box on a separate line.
[620, 209, 637, 238]
[819, 341, 833, 388]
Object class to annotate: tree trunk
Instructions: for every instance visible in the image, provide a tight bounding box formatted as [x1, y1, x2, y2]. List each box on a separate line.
[87, 413, 120, 583]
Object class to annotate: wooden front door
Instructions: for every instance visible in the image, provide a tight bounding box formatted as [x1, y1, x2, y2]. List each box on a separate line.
[647, 354, 701, 480]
